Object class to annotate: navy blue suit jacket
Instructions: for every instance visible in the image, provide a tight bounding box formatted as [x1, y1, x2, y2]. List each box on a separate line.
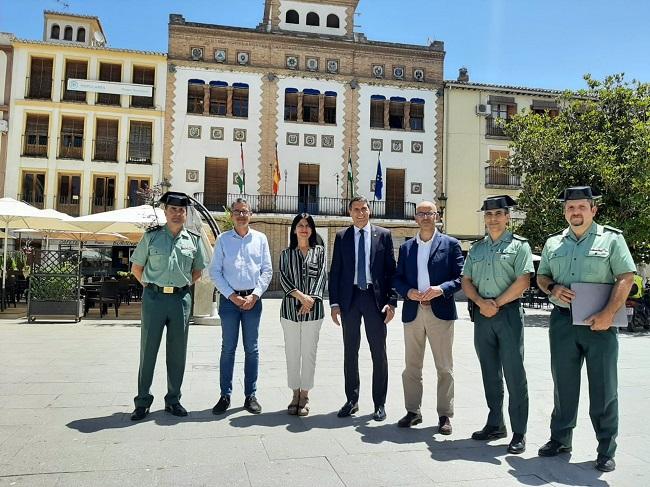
[393, 232, 464, 322]
[328, 224, 397, 312]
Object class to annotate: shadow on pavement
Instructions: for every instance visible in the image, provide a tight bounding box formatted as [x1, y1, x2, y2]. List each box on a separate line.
[505, 455, 609, 486]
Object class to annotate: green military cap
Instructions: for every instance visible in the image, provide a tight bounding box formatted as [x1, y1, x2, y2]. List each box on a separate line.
[557, 185, 602, 201]
[479, 195, 517, 211]
[159, 191, 192, 207]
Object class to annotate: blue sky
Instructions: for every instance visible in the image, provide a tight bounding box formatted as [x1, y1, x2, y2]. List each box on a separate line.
[2, 0, 648, 90]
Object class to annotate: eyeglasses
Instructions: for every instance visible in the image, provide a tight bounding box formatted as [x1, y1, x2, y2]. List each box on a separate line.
[415, 212, 437, 218]
[232, 210, 251, 216]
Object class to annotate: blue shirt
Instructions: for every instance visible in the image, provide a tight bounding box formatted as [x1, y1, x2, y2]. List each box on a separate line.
[208, 228, 273, 298]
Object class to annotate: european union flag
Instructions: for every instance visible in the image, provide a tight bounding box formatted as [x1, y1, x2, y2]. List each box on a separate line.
[374, 155, 383, 200]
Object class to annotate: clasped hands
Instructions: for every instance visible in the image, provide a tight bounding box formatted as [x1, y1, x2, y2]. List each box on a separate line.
[294, 291, 315, 315]
[407, 286, 444, 304]
[229, 293, 259, 311]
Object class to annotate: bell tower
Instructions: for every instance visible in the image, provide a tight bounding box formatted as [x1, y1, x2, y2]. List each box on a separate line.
[261, 0, 360, 38]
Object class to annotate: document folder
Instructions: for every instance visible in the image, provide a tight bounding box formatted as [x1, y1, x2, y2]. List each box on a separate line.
[570, 282, 628, 327]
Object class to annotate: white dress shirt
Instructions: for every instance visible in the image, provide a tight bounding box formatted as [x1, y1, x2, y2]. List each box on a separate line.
[416, 232, 435, 292]
[354, 223, 372, 286]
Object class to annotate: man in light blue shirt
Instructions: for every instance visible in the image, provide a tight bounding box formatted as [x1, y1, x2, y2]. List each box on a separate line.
[209, 198, 272, 415]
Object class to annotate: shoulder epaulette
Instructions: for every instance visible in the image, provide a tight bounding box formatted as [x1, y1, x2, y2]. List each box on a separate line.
[512, 234, 528, 242]
[146, 225, 162, 233]
[470, 236, 486, 246]
[186, 229, 201, 238]
[603, 224, 623, 234]
[546, 229, 564, 238]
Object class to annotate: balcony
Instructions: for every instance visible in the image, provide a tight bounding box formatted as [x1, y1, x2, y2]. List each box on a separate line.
[61, 80, 87, 103]
[127, 142, 152, 164]
[486, 117, 510, 138]
[56, 195, 81, 217]
[485, 165, 522, 188]
[131, 87, 155, 109]
[22, 134, 49, 158]
[96, 92, 121, 106]
[58, 137, 84, 160]
[18, 193, 46, 209]
[193, 193, 417, 220]
[25, 76, 52, 100]
[93, 138, 119, 162]
[91, 195, 115, 214]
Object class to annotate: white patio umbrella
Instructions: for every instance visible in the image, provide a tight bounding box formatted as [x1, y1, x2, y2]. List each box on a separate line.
[0, 198, 73, 303]
[73, 205, 166, 234]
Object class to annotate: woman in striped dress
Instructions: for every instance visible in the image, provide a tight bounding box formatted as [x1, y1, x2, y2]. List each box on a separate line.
[279, 213, 327, 416]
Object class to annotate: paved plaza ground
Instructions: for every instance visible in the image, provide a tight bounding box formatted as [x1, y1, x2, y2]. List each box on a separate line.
[1, 300, 649, 486]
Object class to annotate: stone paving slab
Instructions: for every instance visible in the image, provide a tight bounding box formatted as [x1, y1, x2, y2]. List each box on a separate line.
[1, 300, 649, 486]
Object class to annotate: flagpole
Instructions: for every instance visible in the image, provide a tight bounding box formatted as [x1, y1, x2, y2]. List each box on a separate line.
[374, 152, 380, 202]
[240, 142, 246, 195]
[347, 147, 351, 200]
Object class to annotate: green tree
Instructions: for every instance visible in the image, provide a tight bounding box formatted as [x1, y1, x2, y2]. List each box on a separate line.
[506, 74, 650, 262]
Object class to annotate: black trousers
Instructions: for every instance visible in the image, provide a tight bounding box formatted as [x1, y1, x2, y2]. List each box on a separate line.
[341, 287, 388, 407]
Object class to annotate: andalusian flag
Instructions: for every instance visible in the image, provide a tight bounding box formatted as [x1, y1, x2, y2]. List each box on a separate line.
[273, 144, 281, 195]
[347, 148, 354, 198]
[235, 142, 246, 194]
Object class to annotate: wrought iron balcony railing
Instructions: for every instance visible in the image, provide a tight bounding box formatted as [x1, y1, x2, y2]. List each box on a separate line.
[192, 193, 417, 220]
[485, 165, 522, 187]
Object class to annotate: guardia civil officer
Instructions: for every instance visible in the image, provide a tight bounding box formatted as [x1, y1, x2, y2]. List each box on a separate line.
[129, 192, 207, 421]
[461, 195, 534, 454]
[536, 186, 635, 472]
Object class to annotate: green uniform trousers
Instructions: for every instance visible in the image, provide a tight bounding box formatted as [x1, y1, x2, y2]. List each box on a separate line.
[548, 307, 618, 457]
[474, 302, 529, 434]
[134, 286, 192, 408]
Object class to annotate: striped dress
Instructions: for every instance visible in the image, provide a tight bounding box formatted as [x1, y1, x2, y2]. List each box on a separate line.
[279, 245, 327, 322]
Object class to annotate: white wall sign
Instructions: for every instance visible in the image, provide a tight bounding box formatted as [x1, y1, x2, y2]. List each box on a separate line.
[66, 78, 153, 97]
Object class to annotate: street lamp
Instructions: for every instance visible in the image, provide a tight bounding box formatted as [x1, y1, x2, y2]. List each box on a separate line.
[437, 193, 448, 229]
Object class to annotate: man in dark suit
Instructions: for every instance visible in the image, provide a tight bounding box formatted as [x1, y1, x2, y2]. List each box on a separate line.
[393, 201, 464, 433]
[329, 195, 397, 421]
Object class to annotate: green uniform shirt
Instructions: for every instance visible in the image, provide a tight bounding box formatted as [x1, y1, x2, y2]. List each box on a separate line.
[130, 225, 207, 287]
[462, 231, 534, 298]
[538, 222, 636, 308]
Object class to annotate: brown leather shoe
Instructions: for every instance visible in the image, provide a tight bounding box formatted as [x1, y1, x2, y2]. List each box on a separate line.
[438, 416, 452, 435]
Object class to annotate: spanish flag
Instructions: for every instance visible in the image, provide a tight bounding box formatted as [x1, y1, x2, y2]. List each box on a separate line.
[273, 143, 281, 195]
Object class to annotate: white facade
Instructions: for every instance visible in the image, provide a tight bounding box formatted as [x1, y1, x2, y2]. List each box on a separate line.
[170, 67, 263, 196]
[357, 83, 438, 203]
[275, 76, 346, 198]
[277, 1, 348, 37]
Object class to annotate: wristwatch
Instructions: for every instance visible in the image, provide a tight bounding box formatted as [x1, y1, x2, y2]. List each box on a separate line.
[546, 282, 557, 295]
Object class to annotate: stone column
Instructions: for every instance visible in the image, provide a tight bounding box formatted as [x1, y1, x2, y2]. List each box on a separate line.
[404, 102, 411, 131]
[318, 94, 325, 124]
[202, 84, 210, 115]
[383, 99, 390, 129]
[226, 87, 233, 116]
[297, 93, 304, 122]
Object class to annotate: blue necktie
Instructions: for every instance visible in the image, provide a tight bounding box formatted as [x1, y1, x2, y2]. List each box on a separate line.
[357, 229, 367, 290]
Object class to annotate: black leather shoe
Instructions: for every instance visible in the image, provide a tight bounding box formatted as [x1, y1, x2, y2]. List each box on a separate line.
[337, 401, 359, 418]
[130, 406, 149, 421]
[164, 403, 188, 417]
[595, 454, 616, 472]
[373, 405, 386, 422]
[438, 416, 452, 435]
[212, 395, 230, 415]
[398, 411, 422, 428]
[244, 395, 262, 414]
[471, 424, 507, 440]
[538, 439, 572, 457]
[507, 433, 526, 454]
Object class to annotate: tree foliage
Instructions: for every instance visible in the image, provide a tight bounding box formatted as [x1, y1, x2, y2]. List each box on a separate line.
[506, 74, 650, 262]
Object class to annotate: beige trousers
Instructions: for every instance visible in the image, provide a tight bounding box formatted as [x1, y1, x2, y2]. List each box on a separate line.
[280, 317, 323, 390]
[402, 304, 454, 416]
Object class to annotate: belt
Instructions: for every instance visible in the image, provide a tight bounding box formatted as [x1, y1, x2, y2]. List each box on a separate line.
[234, 289, 254, 297]
[147, 283, 189, 294]
[500, 298, 520, 309]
